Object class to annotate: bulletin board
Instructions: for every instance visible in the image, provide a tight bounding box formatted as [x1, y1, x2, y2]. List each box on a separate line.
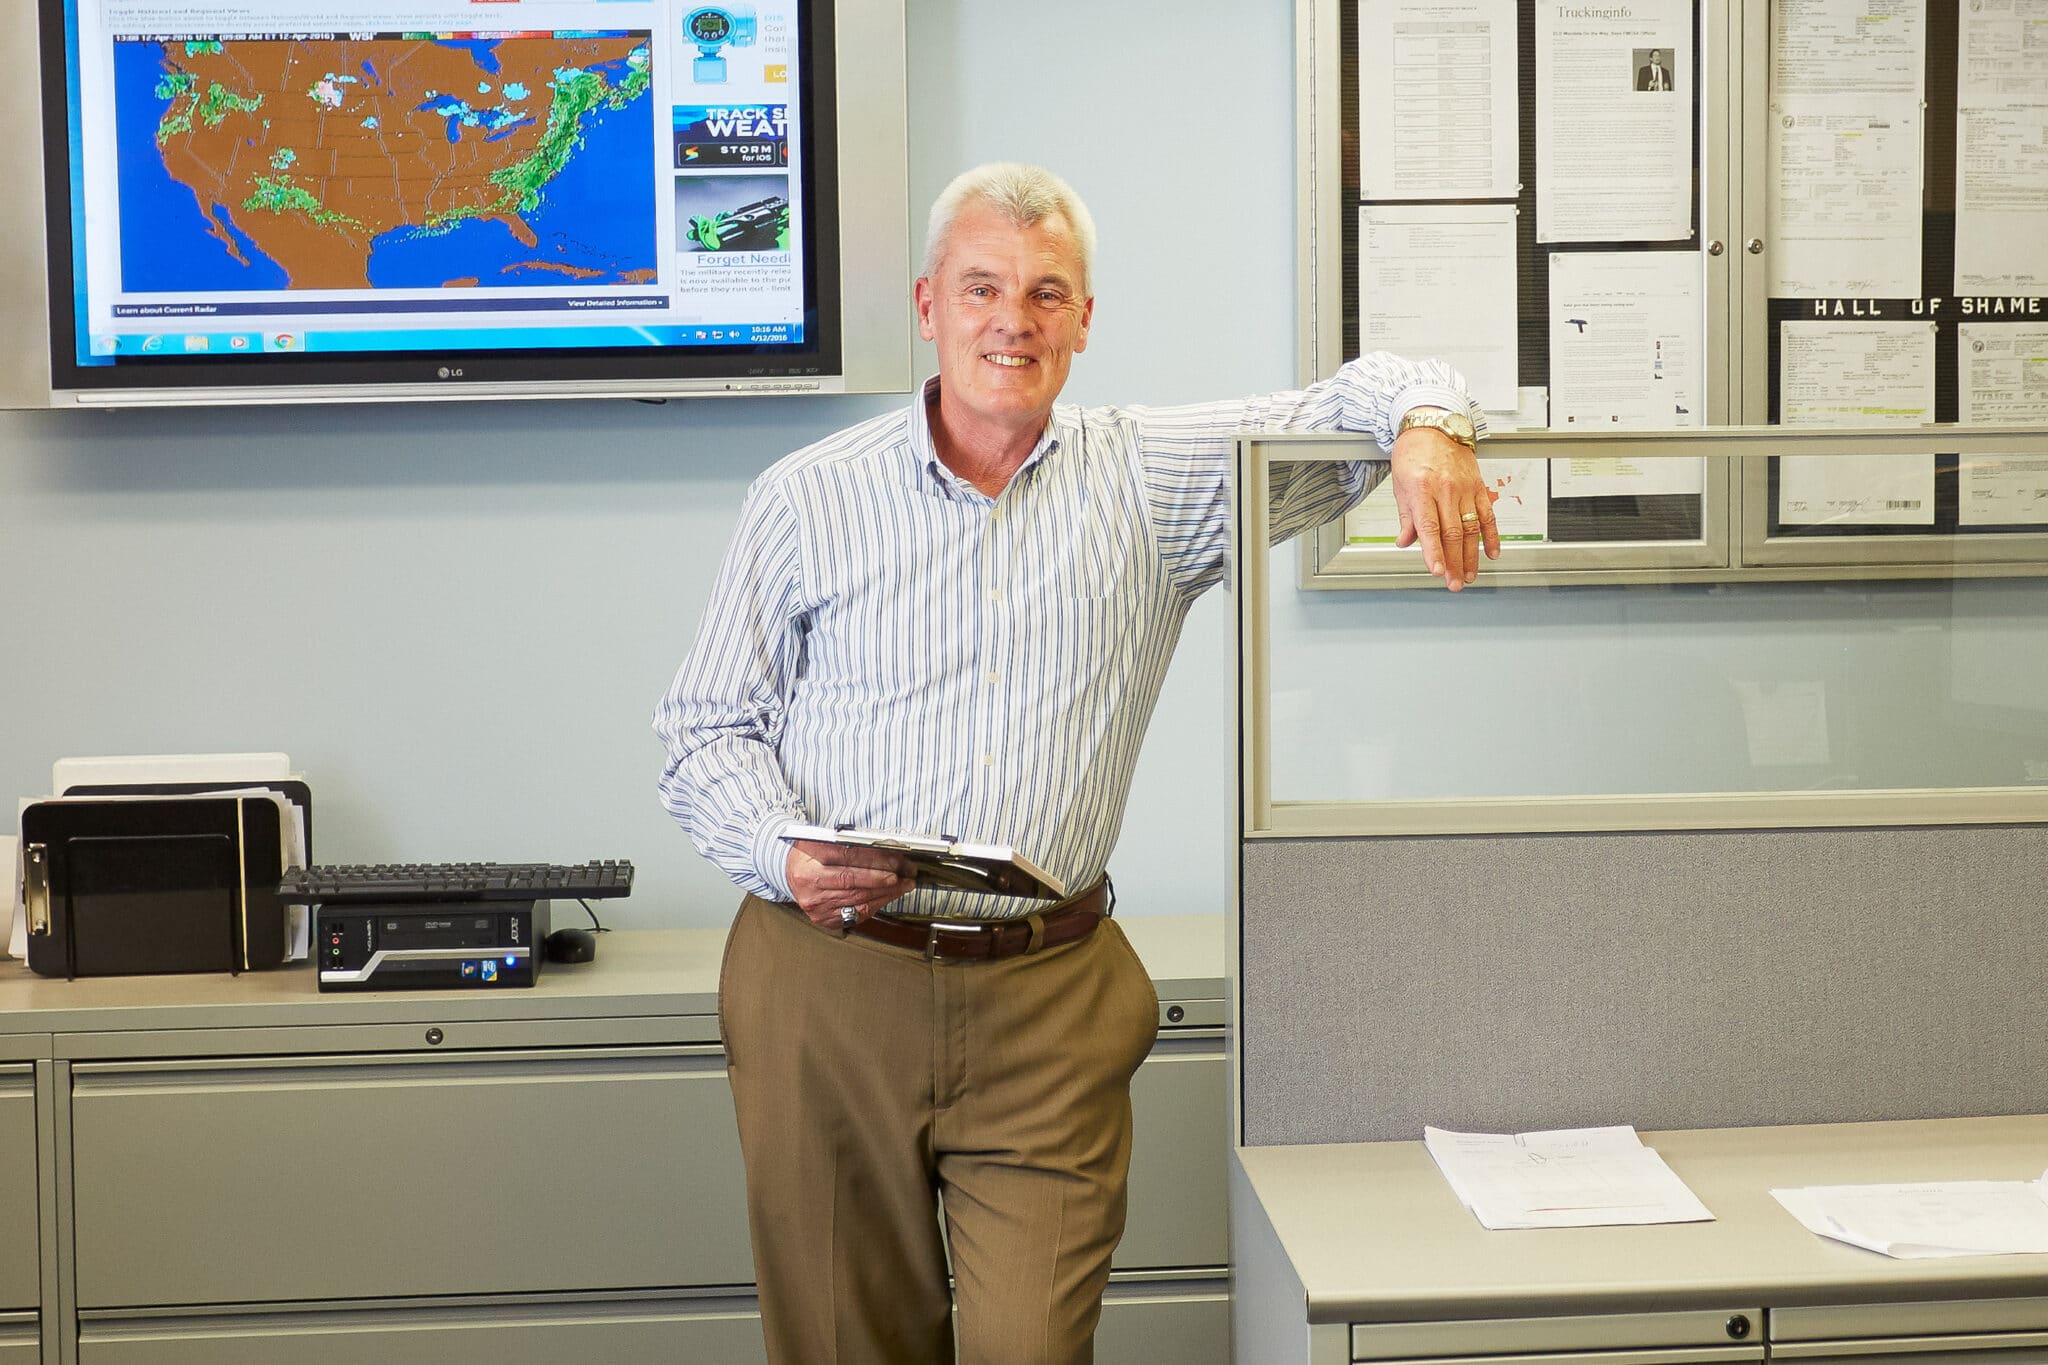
[1298, 0, 2048, 587]
[1750, 0, 2048, 564]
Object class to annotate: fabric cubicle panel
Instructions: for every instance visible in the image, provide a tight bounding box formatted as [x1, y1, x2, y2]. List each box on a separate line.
[1239, 823, 2048, 1146]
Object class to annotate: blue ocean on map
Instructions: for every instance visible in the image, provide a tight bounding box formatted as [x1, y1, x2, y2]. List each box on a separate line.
[114, 42, 288, 291]
[112, 40, 656, 293]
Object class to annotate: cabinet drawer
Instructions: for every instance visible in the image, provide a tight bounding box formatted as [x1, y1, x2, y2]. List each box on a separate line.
[1097, 1279, 1230, 1365]
[70, 1048, 752, 1307]
[75, 1285, 1226, 1365]
[1118, 1039, 1228, 1269]
[0, 1068, 36, 1311]
[0, 1311, 38, 1365]
[78, 1296, 767, 1365]
[1352, 1311, 1767, 1364]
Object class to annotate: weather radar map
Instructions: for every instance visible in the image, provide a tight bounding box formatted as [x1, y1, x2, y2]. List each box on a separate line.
[116, 32, 657, 291]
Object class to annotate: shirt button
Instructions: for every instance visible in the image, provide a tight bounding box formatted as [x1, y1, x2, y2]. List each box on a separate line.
[985, 670, 999, 684]
[983, 754, 995, 766]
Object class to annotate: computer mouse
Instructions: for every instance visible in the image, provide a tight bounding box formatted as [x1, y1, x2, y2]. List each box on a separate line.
[544, 927, 597, 964]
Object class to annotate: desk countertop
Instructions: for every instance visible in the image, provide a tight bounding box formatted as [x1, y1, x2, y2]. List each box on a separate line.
[0, 911, 1222, 1042]
[1239, 1114, 2048, 1325]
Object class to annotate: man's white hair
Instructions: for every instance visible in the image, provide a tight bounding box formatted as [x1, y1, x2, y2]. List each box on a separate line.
[920, 163, 1098, 293]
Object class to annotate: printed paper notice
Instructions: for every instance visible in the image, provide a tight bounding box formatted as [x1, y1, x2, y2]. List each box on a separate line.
[1427, 1125, 1715, 1230]
[1955, 106, 2048, 296]
[1772, 0, 1927, 98]
[1732, 679, 1833, 767]
[1778, 320, 1936, 526]
[1768, 99, 1922, 297]
[1959, 0, 2048, 107]
[1549, 250, 1704, 497]
[1959, 322, 2048, 526]
[1359, 0, 1520, 199]
[1774, 1175, 2048, 1258]
[1360, 204, 1519, 411]
[1346, 455, 1550, 543]
[1536, 0, 1693, 243]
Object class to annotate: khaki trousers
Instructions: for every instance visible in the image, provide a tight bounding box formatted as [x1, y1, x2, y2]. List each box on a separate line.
[718, 896, 1161, 1365]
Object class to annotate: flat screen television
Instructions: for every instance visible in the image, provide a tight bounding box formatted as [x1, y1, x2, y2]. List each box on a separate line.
[2, 0, 910, 407]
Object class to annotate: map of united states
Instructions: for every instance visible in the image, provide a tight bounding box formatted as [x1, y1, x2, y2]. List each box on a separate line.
[119, 34, 656, 291]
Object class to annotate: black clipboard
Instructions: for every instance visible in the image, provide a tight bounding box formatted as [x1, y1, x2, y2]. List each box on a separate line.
[20, 795, 289, 978]
[781, 823, 1067, 900]
[60, 778, 312, 860]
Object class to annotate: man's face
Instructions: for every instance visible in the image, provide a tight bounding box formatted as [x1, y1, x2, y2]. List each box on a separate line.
[1650, 50, 1664, 63]
[914, 203, 1093, 440]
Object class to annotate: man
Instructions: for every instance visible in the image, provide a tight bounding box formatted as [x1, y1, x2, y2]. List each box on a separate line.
[654, 162, 1494, 1364]
[1637, 49, 1671, 90]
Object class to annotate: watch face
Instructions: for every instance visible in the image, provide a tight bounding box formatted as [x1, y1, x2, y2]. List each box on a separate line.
[1406, 409, 1476, 444]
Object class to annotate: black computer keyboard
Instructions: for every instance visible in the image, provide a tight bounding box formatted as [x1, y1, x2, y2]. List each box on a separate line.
[278, 860, 634, 904]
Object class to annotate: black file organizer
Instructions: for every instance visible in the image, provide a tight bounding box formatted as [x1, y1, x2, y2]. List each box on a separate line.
[20, 795, 292, 978]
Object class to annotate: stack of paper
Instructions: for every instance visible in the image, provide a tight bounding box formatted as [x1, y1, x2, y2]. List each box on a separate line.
[1772, 1175, 2048, 1258]
[1425, 1125, 1716, 1230]
[3, 834, 21, 959]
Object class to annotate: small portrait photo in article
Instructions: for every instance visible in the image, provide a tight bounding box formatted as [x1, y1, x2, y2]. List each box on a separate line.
[1633, 47, 1674, 92]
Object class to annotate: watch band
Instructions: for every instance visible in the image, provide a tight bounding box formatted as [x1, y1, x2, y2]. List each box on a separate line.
[1396, 405, 1477, 451]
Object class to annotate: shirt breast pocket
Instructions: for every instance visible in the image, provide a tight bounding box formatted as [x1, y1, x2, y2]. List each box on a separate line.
[1057, 532, 1130, 601]
[1048, 487, 1137, 603]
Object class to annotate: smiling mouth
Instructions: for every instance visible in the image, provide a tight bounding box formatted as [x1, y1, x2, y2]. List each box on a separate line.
[983, 353, 1033, 367]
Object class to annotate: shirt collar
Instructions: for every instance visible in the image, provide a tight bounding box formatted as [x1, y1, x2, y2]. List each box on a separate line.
[906, 375, 1064, 500]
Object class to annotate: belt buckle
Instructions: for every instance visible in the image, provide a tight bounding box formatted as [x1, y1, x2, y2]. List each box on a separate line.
[924, 920, 987, 961]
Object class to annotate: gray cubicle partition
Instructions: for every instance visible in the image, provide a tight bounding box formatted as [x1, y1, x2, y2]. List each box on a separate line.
[1239, 823, 2048, 1147]
[1233, 438, 2048, 1150]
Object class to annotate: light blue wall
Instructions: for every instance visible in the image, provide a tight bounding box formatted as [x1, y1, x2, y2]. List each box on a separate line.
[0, 0, 1295, 927]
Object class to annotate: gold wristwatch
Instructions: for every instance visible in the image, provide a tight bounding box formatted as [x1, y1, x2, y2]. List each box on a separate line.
[1396, 406, 1477, 451]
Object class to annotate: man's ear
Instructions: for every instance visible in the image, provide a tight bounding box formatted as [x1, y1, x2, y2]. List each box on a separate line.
[1073, 295, 1095, 354]
[914, 276, 937, 342]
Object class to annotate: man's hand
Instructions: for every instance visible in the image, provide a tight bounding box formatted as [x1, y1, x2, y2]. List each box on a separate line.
[1389, 426, 1499, 591]
[786, 840, 917, 928]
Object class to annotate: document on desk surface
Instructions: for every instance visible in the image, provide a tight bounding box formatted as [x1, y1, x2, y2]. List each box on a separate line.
[1772, 1174, 2048, 1258]
[1425, 1125, 1715, 1229]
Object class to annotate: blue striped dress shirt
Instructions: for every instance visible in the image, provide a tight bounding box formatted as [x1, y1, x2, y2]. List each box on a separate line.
[653, 354, 1478, 918]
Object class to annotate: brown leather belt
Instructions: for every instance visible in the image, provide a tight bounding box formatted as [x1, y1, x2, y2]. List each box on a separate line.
[848, 879, 1111, 961]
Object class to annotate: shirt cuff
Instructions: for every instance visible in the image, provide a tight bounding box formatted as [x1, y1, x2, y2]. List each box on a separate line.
[752, 813, 800, 903]
[1389, 382, 1483, 434]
